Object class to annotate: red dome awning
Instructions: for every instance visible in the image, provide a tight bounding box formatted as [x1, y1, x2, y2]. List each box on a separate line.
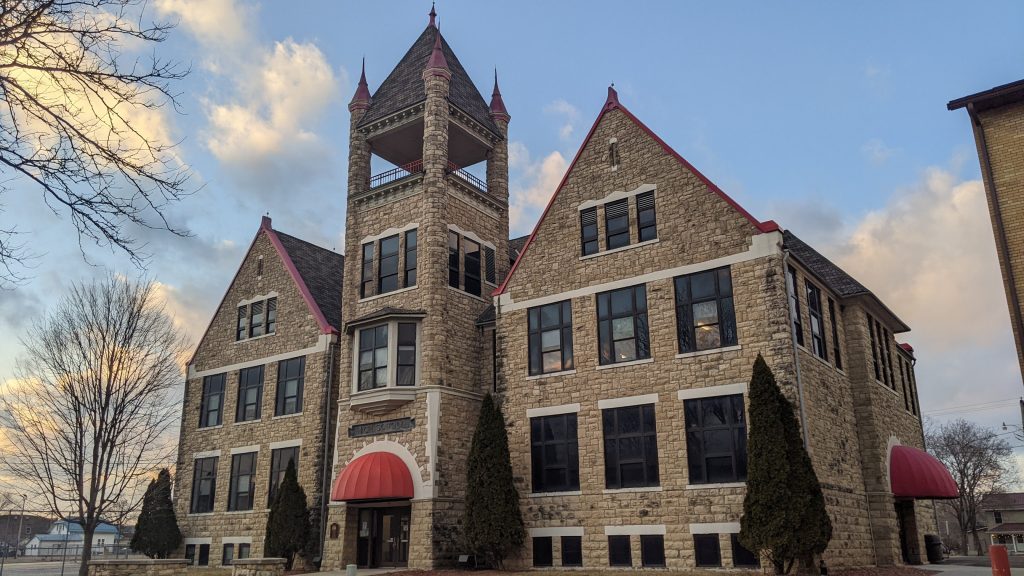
[331, 452, 414, 502]
[890, 445, 959, 500]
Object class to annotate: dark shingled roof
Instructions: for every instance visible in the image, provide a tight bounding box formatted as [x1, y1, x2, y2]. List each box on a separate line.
[275, 231, 344, 330]
[982, 493, 1024, 510]
[476, 304, 495, 326]
[357, 26, 500, 136]
[509, 235, 528, 262]
[782, 230, 868, 298]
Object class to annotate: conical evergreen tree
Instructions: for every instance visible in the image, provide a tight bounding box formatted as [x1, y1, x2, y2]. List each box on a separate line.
[131, 469, 181, 559]
[264, 460, 310, 569]
[739, 354, 832, 574]
[464, 393, 524, 568]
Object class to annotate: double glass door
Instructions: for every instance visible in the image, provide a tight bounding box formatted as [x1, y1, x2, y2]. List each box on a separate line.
[356, 506, 410, 568]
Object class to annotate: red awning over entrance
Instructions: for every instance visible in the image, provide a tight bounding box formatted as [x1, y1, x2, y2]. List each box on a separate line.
[331, 452, 414, 502]
[890, 445, 959, 499]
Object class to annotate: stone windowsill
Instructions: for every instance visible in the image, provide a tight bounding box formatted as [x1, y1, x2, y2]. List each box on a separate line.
[187, 512, 216, 517]
[675, 344, 742, 359]
[528, 490, 583, 498]
[197, 424, 223, 431]
[272, 411, 303, 421]
[580, 238, 660, 261]
[350, 386, 418, 415]
[603, 486, 662, 494]
[685, 482, 746, 490]
[525, 369, 577, 381]
[233, 419, 260, 427]
[595, 357, 655, 371]
[234, 331, 278, 345]
[224, 509, 256, 515]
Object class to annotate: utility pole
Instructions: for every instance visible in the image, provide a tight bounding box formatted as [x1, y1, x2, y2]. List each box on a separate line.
[14, 496, 25, 558]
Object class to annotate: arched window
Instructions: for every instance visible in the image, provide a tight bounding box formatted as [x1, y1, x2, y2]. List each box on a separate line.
[608, 139, 620, 169]
[329, 523, 340, 540]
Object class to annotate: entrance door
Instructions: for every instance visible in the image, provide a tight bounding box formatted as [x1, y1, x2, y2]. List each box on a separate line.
[355, 506, 411, 568]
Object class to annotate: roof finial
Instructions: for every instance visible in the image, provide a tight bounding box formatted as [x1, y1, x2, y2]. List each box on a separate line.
[425, 27, 449, 72]
[489, 68, 509, 121]
[429, 2, 437, 28]
[605, 83, 620, 110]
[350, 56, 371, 107]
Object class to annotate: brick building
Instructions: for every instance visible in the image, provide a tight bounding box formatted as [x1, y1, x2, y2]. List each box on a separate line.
[948, 80, 1024, 383]
[176, 8, 957, 571]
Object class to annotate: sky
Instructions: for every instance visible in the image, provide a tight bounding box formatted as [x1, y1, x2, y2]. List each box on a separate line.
[2, 0, 1024, 496]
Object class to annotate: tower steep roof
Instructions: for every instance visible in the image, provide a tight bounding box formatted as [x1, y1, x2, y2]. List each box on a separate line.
[356, 25, 500, 136]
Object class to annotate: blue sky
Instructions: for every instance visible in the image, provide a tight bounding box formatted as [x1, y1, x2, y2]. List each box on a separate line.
[2, 1, 1024, 457]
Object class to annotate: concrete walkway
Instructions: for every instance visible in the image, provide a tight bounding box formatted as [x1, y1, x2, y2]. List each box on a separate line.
[316, 568, 402, 576]
[930, 562, 1024, 576]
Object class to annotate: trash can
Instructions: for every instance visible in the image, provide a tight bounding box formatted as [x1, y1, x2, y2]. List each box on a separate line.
[924, 534, 944, 563]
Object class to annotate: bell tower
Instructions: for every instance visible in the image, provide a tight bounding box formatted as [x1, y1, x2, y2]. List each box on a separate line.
[327, 6, 510, 569]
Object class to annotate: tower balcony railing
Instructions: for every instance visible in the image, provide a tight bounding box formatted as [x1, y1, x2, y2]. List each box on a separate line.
[446, 161, 488, 194]
[369, 159, 423, 189]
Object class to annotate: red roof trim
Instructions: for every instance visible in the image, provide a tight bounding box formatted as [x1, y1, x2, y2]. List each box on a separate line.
[494, 88, 776, 296]
[331, 452, 414, 501]
[262, 218, 337, 336]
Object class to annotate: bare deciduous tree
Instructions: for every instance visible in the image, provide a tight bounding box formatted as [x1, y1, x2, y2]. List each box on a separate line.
[0, 276, 186, 575]
[0, 0, 192, 286]
[927, 418, 1016, 555]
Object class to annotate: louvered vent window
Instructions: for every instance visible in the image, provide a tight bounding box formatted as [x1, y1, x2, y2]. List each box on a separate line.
[637, 191, 657, 242]
[485, 246, 496, 284]
[605, 199, 630, 250]
[581, 207, 598, 256]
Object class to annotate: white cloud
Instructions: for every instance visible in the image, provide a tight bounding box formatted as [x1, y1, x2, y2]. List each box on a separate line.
[508, 142, 567, 235]
[155, 0, 255, 70]
[544, 99, 580, 141]
[862, 138, 898, 166]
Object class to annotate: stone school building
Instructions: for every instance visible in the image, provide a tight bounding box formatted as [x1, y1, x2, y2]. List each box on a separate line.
[173, 8, 957, 572]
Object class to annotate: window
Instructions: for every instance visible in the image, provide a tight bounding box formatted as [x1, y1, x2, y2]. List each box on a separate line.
[190, 457, 218, 513]
[222, 544, 234, 566]
[605, 198, 630, 250]
[884, 328, 895, 388]
[329, 524, 340, 540]
[528, 300, 574, 375]
[996, 511, 1004, 524]
[608, 140, 620, 168]
[360, 242, 374, 298]
[268, 446, 299, 505]
[533, 537, 553, 567]
[236, 306, 247, 341]
[396, 323, 417, 386]
[907, 363, 919, 416]
[636, 191, 657, 242]
[404, 229, 417, 287]
[608, 535, 632, 567]
[228, 452, 257, 511]
[199, 374, 225, 428]
[562, 536, 583, 567]
[684, 394, 747, 484]
[464, 238, 482, 296]
[602, 404, 659, 488]
[185, 545, 195, 565]
[484, 246, 496, 284]
[828, 298, 842, 370]
[868, 313, 881, 381]
[266, 298, 277, 334]
[249, 301, 264, 338]
[448, 231, 460, 288]
[276, 357, 304, 416]
[806, 281, 827, 361]
[694, 534, 721, 567]
[675, 267, 737, 353]
[237, 543, 250, 559]
[597, 285, 649, 365]
[641, 535, 665, 567]
[530, 413, 580, 493]
[581, 207, 598, 256]
[236, 366, 264, 422]
[197, 544, 210, 566]
[787, 266, 804, 346]
[378, 235, 399, 294]
[257, 257, 263, 277]
[358, 324, 388, 391]
[731, 534, 760, 567]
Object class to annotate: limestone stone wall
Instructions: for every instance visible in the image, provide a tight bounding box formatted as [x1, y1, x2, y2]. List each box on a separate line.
[230, 558, 285, 576]
[87, 559, 188, 576]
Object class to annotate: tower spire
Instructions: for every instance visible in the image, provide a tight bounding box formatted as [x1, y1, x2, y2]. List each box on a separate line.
[489, 68, 509, 121]
[425, 28, 449, 73]
[350, 57, 371, 108]
[428, 2, 437, 28]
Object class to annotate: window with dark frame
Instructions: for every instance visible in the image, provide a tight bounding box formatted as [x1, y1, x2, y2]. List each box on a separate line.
[238, 543, 250, 559]
[360, 242, 374, 298]
[602, 404, 659, 489]
[236, 366, 264, 422]
[222, 544, 234, 566]
[530, 413, 580, 493]
[806, 281, 827, 361]
[828, 298, 842, 370]
[996, 511, 1004, 524]
[581, 207, 599, 256]
[528, 300, 574, 375]
[199, 374, 225, 428]
[787, 266, 804, 346]
[228, 452, 256, 511]
[257, 258, 263, 277]
[561, 536, 583, 567]
[908, 362, 919, 416]
[605, 198, 630, 250]
[899, 356, 911, 412]
[266, 298, 277, 334]
[597, 285, 649, 365]
[675, 267, 736, 353]
[275, 357, 305, 416]
[268, 446, 298, 505]
[358, 325, 388, 391]
[731, 534, 760, 567]
[684, 394, 747, 485]
[868, 313, 881, 381]
[883, 327, 896, 388]
[484, 246, 496, 284]
[404, 229, 417, 287]
[608, 535, 632, 567]
[636, 191, 657, 242]
[448, 231, 460, 289]
[608, 140, 620, 168]
[378, 235, 400, 294]
[464, 238, 482, 296]
[236, 306, 247, 341]
[397, 323, 417, 386]
[184, 545, 195, 565]
[532, 537, 553, 567]
[874, 319, 890, 387]
[197, 544, 210, 566]
[641, 535, 665, 567]
[694, 534, 721, 567]
[190, 457, 218, 513]
[249, 300, 264, 338]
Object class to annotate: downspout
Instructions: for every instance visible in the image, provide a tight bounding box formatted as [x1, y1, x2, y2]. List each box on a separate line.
[317, 337, 337, 566]
[782, 249, 811, 450]
[968, 102, 1024, 375]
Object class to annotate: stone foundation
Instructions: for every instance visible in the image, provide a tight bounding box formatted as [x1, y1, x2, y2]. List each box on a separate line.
[87, 559, 188, 576]
[231, 558, 286, 576]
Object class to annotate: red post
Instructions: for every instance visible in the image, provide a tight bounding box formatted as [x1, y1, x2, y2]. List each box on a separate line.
[991, 544, 1011, 576]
